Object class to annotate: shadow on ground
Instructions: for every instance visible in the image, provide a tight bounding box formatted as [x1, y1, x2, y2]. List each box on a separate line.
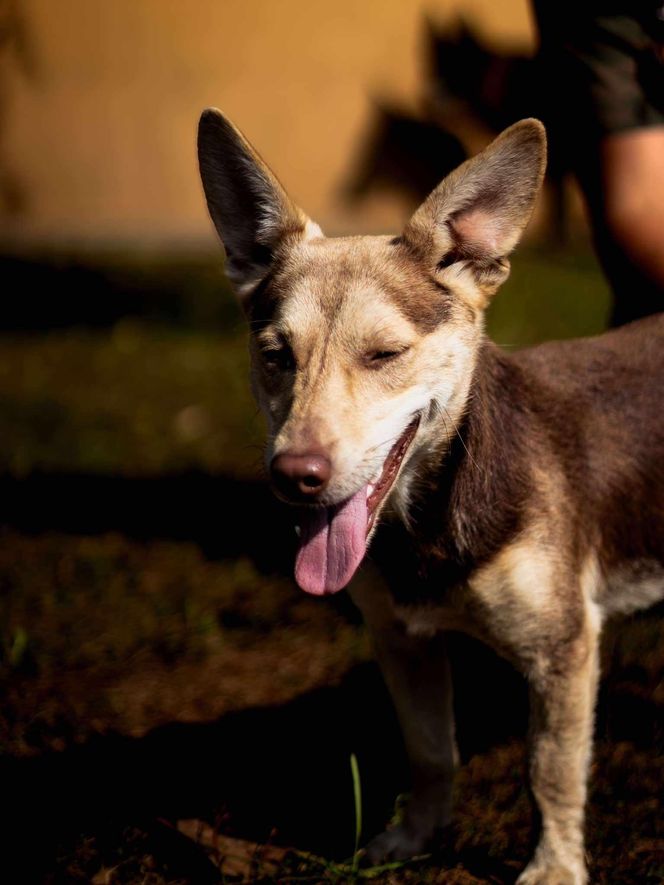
[1, 663, 400, 877]
[0, 471, 296, 573]
[0, 637, 535, 882]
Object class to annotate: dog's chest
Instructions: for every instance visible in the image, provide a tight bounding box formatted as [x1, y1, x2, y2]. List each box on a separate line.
[393, 594, 475, 638]
[367, 525, 585, 661]
[367, 547, 493, 642]
[389, 566, 509, 646]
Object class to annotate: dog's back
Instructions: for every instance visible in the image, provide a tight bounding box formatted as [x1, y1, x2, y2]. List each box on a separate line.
[512, 314, 664, 613]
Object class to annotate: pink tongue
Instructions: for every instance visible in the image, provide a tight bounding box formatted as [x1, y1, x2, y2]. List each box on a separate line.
[294, 486, 368, 595]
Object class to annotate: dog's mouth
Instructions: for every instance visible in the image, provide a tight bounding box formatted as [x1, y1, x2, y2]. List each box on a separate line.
[294, 414, 421, 596]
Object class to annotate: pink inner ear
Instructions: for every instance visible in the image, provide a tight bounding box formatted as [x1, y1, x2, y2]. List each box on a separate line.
[452, 207, 503, 254]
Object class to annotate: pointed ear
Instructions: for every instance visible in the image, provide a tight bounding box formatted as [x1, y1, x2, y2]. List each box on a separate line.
[402, 119, 546, 304]
[198, 108, 322, 299]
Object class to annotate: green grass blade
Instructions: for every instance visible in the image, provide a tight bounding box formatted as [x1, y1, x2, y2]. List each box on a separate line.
[350, 752, 362, 874]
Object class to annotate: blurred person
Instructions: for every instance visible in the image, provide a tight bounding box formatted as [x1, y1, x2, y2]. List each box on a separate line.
[533, 0, 664, 325]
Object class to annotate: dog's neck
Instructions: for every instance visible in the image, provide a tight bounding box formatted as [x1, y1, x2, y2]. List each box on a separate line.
[435, 340, 533, 561]
[375, 340, 534, 595]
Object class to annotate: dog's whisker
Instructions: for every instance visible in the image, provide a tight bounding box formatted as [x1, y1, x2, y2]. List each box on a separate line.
[441, 403, 482, 474]
[364, 428, 411, 458]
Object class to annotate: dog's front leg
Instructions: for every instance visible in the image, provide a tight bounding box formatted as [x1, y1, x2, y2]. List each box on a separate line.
[517, 616, 600, 885]
[359, 616, 457, 862]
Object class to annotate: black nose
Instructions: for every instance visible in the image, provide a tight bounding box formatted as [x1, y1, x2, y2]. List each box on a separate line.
[270, 452, 332, 501]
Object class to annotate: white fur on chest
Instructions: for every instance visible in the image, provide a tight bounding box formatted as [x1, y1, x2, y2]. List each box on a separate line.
[602, 559, 664, 615]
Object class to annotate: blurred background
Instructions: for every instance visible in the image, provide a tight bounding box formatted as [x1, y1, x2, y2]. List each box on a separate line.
[0, 0, 544, 241]
[0, 1, 660, 883]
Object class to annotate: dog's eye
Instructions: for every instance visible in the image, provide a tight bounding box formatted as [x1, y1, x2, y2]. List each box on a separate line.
[262, 346, 295, 372]
[364, 347, 409, 366]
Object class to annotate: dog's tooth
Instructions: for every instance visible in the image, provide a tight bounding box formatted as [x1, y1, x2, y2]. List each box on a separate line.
[367, 484, 375, 498]
[294, 524, 301, 537]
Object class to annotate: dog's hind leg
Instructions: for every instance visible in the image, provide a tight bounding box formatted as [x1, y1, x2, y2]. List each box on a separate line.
[360, 619, 457, 862]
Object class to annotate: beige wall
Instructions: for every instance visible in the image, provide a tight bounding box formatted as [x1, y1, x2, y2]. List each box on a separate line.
[1, 0, 534, 246]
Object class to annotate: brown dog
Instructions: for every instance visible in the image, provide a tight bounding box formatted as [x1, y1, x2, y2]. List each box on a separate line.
[197, 109, 664, 884]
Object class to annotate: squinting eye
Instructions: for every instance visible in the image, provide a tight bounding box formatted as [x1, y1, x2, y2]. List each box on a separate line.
[263, 346, 295, 372]
[364, 347, 410, 366]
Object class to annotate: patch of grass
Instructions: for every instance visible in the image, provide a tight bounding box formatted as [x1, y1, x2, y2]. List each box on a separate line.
[487, 246, 611, 347]
[0, 324, 262, 477]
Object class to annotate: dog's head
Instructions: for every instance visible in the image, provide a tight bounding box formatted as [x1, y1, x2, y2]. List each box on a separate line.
[198, 110, 546, 595]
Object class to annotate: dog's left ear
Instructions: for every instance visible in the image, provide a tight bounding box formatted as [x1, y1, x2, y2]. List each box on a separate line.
[402, 119, 546, 305]
[198, 108, 322, 300]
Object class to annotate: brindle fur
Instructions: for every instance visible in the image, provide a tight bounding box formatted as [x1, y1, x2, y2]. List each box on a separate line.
[198, 109, 664, 885]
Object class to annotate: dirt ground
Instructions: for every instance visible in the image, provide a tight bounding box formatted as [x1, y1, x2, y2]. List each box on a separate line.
[1, 529, 661, 885]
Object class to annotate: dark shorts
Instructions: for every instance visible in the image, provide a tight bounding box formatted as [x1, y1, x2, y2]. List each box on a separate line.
[534, 3, 664, 137]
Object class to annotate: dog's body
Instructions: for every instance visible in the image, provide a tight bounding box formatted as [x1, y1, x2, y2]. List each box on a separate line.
[198, 110, 664, 884]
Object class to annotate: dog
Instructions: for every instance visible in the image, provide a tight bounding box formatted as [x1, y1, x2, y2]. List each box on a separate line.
[197, 109, 664, 885]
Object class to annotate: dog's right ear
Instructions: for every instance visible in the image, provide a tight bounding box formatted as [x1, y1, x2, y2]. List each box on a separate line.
[198, 109, 322, 300]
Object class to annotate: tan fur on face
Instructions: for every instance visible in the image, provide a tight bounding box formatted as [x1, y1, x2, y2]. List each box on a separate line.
[249, 235, 482, 510]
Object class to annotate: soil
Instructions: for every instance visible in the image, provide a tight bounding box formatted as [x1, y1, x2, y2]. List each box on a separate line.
[1, 529, 661, 883]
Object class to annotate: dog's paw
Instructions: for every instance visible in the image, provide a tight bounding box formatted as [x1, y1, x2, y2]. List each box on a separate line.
[516, 858, 587, 885]
[362, 825, 431, 864]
